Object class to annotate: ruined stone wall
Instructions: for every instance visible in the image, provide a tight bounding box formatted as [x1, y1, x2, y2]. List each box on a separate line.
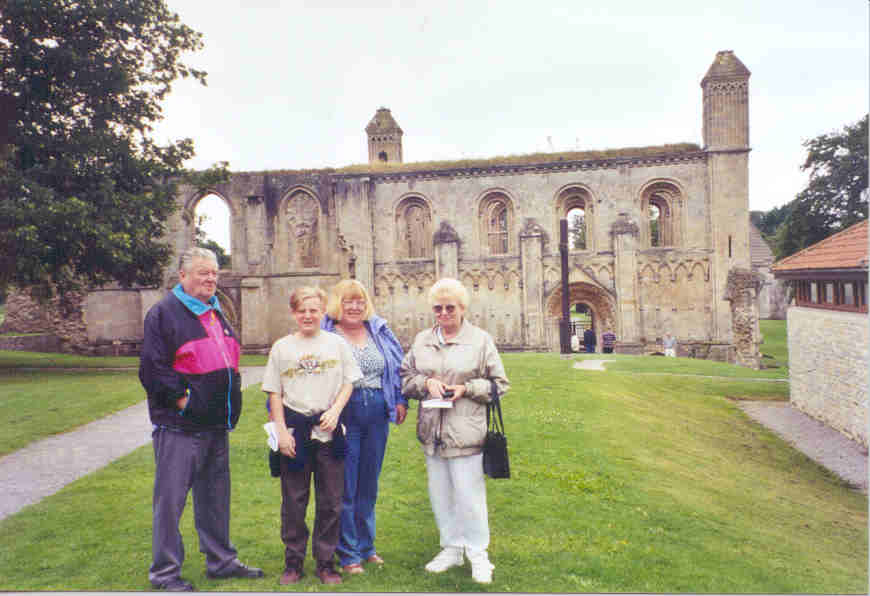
[0, 289, 51, 333]
[787, 306, 868, 446]
[724, 268, 763, 369]
[363, 156, 715, 349]
[0, 287, 90, 354]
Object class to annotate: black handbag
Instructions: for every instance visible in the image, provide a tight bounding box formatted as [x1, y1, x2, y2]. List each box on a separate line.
[483, 382, 510, 479]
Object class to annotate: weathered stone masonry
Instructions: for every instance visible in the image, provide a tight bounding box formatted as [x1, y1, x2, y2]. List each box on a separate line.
[786, 307, 868, 446]
[2, 51, 765, 366]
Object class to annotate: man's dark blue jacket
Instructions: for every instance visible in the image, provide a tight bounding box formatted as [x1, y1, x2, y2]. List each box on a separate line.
[139, 285, 242, 432]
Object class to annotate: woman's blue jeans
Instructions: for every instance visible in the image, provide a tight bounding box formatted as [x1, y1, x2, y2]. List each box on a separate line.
[336, 387, 390, 566]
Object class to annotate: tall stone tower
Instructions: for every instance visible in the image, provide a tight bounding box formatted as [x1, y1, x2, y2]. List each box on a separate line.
[701, 50, 751, 341]
[366, 107, 403, 164]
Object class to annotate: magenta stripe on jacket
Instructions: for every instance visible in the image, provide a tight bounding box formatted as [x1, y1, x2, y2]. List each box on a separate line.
[174, 333, 240, 375]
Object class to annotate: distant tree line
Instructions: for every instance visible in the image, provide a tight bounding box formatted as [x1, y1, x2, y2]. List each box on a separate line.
[752, 114, 868, 260]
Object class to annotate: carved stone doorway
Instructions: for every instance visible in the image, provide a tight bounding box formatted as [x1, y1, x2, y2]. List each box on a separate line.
[545, 282, 616, 353]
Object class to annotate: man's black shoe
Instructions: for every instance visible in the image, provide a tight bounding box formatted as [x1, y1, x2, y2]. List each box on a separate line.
[153, 578, 194, 592]
[206, 562, 264, 580]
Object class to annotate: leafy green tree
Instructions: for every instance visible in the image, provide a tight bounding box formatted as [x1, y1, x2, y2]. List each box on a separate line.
[567, 208, 586, 250]
[0, 0, 209, 296]
[194, 215, 230, 269]
[774, 115, 868, 259]
[750, 205, 788, 243]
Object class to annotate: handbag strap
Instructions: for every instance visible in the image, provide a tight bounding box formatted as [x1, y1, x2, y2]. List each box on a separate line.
[486, 380, 505, 434]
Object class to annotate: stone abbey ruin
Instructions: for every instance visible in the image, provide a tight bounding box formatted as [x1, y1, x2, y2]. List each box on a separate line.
[2, 51, 767, 367]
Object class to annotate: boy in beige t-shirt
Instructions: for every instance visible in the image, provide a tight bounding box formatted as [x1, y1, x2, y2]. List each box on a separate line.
[262, 287, 361, 586]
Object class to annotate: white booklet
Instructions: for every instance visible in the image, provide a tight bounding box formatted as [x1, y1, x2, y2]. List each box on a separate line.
[422, 399, 454, 409]
[263, 422, 279, 451]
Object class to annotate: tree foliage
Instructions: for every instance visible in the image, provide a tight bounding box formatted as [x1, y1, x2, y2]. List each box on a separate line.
[750, 205, 788, 243]
[0, 0, 209, 295]
[194, 215, 230, 269]
[567, 208, 586, 250]
[773, 115, 868, 259]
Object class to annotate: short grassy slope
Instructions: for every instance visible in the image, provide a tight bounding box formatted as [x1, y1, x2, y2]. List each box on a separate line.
[0, 350, 864, 593]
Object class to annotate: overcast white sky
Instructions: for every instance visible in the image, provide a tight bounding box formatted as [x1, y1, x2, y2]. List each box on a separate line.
[156, 1, 868, 248]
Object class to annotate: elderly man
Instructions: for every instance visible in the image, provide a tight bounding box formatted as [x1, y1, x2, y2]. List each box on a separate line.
[139, 247, 263, 591]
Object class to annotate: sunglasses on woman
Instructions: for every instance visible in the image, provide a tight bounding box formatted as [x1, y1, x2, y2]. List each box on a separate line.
[432, 304, 457, 314]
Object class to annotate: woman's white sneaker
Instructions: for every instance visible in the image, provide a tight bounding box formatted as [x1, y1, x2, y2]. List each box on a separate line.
[468, 551, 494, 584]
[424, 547, 464, 573]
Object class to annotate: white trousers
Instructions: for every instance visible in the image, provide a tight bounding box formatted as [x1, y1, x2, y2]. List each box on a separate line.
[425, 453, 489, 554]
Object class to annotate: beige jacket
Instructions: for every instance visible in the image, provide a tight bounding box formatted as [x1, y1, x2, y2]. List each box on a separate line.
[400, 320, 509, 457]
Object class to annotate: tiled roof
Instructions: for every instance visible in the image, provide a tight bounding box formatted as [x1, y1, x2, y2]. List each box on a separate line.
[771, 220, 868, 273]
[749, 223, 774, 267]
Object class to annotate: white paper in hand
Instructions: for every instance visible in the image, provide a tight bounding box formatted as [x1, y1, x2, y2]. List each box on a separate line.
[263, 422, 279, 451]
[422, 399, 454, 409]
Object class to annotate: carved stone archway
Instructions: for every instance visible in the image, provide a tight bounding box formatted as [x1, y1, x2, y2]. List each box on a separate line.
[544, 282, 616, 352]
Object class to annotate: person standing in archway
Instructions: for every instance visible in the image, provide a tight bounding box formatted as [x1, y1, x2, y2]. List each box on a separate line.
[662, 332, 677, 357]
[583, 326, 596, 353]
[602, 328, 616, 354]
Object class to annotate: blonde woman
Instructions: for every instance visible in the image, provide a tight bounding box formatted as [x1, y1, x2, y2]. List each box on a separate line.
[262, 286, 362, 586]
[321, 279, 406, 574]
[399, 278, 509, 584]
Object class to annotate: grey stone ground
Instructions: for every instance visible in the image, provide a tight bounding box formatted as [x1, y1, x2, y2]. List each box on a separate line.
[1, 363, 866, 522]
[0, 367, 264, 521]
[739, 401, 868, 493]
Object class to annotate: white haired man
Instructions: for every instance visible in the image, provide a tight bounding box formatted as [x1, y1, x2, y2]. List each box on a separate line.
[140, 247, 263, 591]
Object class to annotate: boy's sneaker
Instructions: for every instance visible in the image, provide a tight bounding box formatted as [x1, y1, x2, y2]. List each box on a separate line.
[424, 547, 464, 573]
[467, 550, 494, 584]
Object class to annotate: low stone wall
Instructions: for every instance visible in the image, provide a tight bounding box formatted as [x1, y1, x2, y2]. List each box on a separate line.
[787, 306, 868, 447]
[0, 333, 61, 353]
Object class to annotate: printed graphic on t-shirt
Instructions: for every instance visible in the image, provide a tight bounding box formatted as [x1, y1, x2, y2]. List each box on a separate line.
[282, 353, 338, 378]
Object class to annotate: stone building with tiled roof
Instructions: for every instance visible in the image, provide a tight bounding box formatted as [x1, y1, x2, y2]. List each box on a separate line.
[772, 219, 868, 446]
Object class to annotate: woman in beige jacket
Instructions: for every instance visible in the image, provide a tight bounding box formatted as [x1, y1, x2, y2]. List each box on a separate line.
[399, 278, 509, 584]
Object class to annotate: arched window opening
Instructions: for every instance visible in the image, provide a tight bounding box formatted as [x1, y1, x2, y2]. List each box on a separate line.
[379, 151, 388, 162]
[488, 202, 508, 254]
[567, 206, 586, 250]
[641, 183, 678, 248]
[479, 192, 513, 256]
[648, 203, 662, 247]
[557, 187, 593, 252]
[395, 197, 432, 259]
[286, 191, 321, 269]
[194, 194, 231, 269]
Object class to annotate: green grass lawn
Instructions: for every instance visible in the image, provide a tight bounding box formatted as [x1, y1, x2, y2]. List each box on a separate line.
[0, 352, 266, 456]
[0, 351, 865, 592]
[760, 319, 789, 371]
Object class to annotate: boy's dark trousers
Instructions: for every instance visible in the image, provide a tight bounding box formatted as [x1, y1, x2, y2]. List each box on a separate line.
[279, 440, 344, 572]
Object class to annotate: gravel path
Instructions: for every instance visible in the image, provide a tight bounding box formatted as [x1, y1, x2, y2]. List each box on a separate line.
[739, 401, 868, 493]
[0, 367, 264, 521]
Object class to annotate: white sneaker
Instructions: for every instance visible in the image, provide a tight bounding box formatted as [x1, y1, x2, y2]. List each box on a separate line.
[424, 547, 464, 573]
[468, 551, 494, 584]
